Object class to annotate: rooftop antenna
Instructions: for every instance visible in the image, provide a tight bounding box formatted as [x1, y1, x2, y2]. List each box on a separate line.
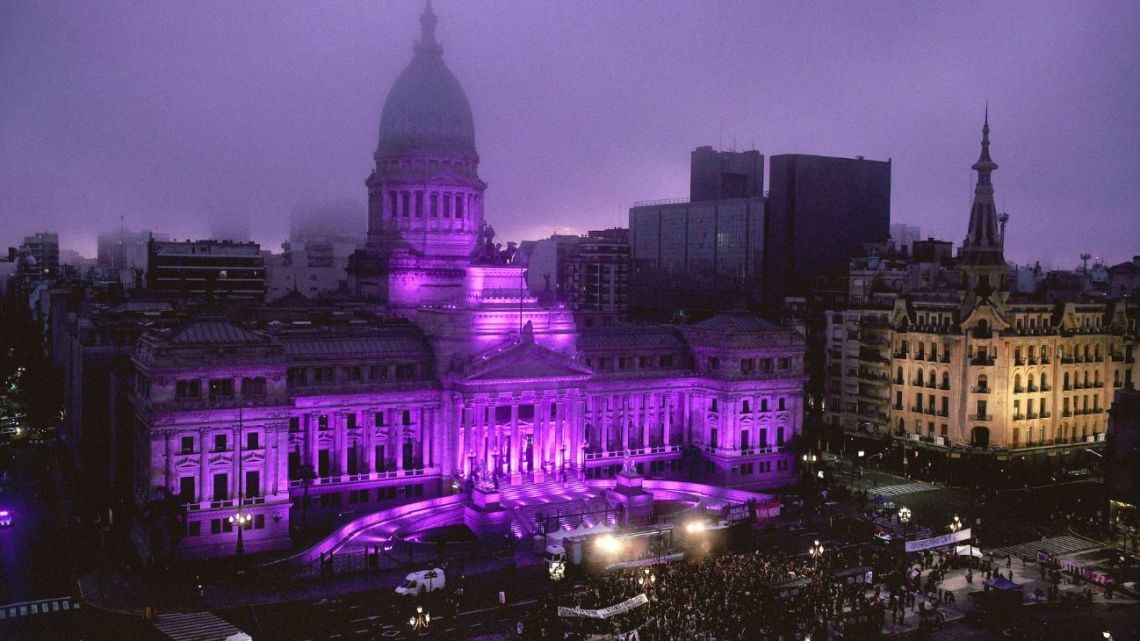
[1080, 253, 1091, 273]
[719, 115, 724, 150]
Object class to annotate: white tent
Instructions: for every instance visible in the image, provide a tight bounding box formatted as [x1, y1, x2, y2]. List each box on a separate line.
[955, 545, 983, 558]
[545, 521, 614, 544]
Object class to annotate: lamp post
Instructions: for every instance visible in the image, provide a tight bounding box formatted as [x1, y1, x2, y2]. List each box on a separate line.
[802, 453, 817, 481]
[898, 506, 912, 540]
[949, 515, 962, 533]
[409, 605, 431, 633]
[809, 539, 825, 567]
[229, 510, 250, 556]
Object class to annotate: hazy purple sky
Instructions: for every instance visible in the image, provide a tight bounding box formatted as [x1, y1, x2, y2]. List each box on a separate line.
[2, 1, 1137, 268]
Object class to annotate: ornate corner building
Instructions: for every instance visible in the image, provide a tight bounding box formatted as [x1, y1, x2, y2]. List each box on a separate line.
[128, 6, 805, 560]
[824, 111, 1138, 470]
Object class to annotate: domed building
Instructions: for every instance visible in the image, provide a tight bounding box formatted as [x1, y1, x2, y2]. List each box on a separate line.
[350, 2, 487, 305]
[129, 4, 807, 561]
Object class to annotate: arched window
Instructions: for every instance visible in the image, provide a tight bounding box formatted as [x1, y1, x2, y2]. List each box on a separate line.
[1094, 370, 1101, 384]
[1027, 373, 1036, 390]
[1014, 374, 1021, 391]
[1064, 372, 1070, 389]
[898, 418, 905, 434]
[941, 372, 950, 389]
[896, 367, 904, 385]
[1083, 371, 1090, 386]
[977, 374, 988, 391]
[1041, 372, 1049, 389]
[927, 371, 936, 387]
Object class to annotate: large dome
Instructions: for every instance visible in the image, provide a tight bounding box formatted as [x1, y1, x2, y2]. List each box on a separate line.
[376, 5, 476, 159]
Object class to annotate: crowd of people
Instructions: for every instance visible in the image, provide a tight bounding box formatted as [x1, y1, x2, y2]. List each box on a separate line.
[510, 541, 917, 641]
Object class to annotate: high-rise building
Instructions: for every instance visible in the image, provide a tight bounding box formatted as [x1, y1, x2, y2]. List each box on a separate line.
[565, 228, 631, 316]
[823, 115, 1138, 482]
[147, 238, 265, 299]
[629, 149, 766, 281]
[767, 154, 892, 307]
[891, 224, 922, 256]
[17, 231, 60, 284]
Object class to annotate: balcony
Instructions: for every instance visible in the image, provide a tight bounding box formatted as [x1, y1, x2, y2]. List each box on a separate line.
[1027, 385, 1038, 392]
[1041, 412, 1051, 419]
[969, 414, 992, 421]
[1015, 358, 1026, 366]
[1040, 385, 1051, 392]
[1062, 410, 1072, 417]
[1063, 385, 1073, 391]
[1013, 386, 1025, 394]
[1026, 413, 1038, 420]
[937, 410, 949, 417]
[893, 404, 904, 411]
[1013, 414, 1025, 421]
[940, 355, 951, 364]
[1041, 357, 1051, 364]
[939, 383, 951, 390]
[910, 405, 923, 413]
[913, 379, 925, 387]
[925, 380, 938, 389]
[893, 350, 909, 359]
[926, 406, 937, 416]
[1026, 357, 1038, 365]
[971, 387, 991, 394]
[971, 357, 995, 366]
[1061, 357, 1075, 365]
[1110, 352, 1124, 362]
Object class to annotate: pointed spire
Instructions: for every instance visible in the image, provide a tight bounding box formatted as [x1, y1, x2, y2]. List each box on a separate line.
[973, 105, 997, 173]
[415, 0, 442, 55]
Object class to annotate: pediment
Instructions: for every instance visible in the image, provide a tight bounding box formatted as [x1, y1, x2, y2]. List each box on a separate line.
[464, 340, 593, 384]
[961, 302, 1010, 332]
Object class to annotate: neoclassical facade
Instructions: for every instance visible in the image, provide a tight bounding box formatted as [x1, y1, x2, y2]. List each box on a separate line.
[825, 114, 1138, 458]
[130, 6, 805, 559]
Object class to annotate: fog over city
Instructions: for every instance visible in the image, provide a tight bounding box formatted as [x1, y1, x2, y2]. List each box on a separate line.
[1, 1, 1137, 266]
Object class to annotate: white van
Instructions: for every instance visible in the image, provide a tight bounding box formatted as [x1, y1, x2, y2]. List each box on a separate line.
[395, 568, 446, 596]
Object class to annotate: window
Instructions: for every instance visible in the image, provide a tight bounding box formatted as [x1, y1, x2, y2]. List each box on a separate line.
[208, 378, 234, 401]
[213, 434, 228, 452]
[314, 367, 334, 383]
[455, 194, 464, 218]
[136, 374, 150, 398]
[246, 431, 259, 450]
[375, 412, 386, 426]
[287, 368, 307, 386]
[179, 476, 195, 502]
[660, 355, 673, 367]
[402, 410, 412, 425]
[710, 398, 718, 413]
[709, 357, 720, 370]
[395, 364, 415, 379]
[443, 193, 452, 217]
[211, 519, 222, 535]
[401, 191, 410, 217]
[778, 357, 791, 370]
[175, 379, 201, 400]
[741, 359, 755, 374]
[776, 427, 785, 446]
[639, 356, 650, 369]
[318, 415, 329, 430]
[369, 365, 388, 381]
[212, 473, 229, 501]
[761, 398, 769, 412]
[187, 521, 201, 537]
[742, 400, 750, 413]
[289, 417, 301, 433]
[430, 193, 438, 217]
[618, 356, 628, 370]
[414, 191, 423, 217]
[180, 436, 195, 454]
[778, 397, 786, 411]
[345, 366, 362, 381]
[347, 413, 357, 430]
[244, 470, 260, 498]
[241, 377, 266, 398]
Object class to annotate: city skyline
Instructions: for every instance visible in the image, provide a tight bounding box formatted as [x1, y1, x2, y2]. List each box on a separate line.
[2, 1, 1137, 267]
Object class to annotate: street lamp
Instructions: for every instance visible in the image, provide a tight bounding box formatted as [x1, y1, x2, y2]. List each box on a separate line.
[949, 515, 962, 533]
[228, 510, 251, 556]
[409, 605, 431, 631]
[809, 539, 825, 564]
[898, 506, 912, 539]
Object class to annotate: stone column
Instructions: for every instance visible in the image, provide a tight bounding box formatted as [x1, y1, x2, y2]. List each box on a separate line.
[394, 409, 404, 471]
[305, 413, 317, 470]
[164, 431, 174, 490]
[364, 411, 376, 476]
[199, 428, 211, 502]
[337, 413, 348, 479]
[232, 424, 242, 501]
[620, 395, 629, 453]
[574, 395, 586, 477]
[276, 426, 289, 496]
[555, 396, 566, 467]
[510, 400, 521, 483]
[663, 393, 672, 447]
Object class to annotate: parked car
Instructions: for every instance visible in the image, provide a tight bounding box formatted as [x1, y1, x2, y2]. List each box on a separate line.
[0, 510, 12, 527]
